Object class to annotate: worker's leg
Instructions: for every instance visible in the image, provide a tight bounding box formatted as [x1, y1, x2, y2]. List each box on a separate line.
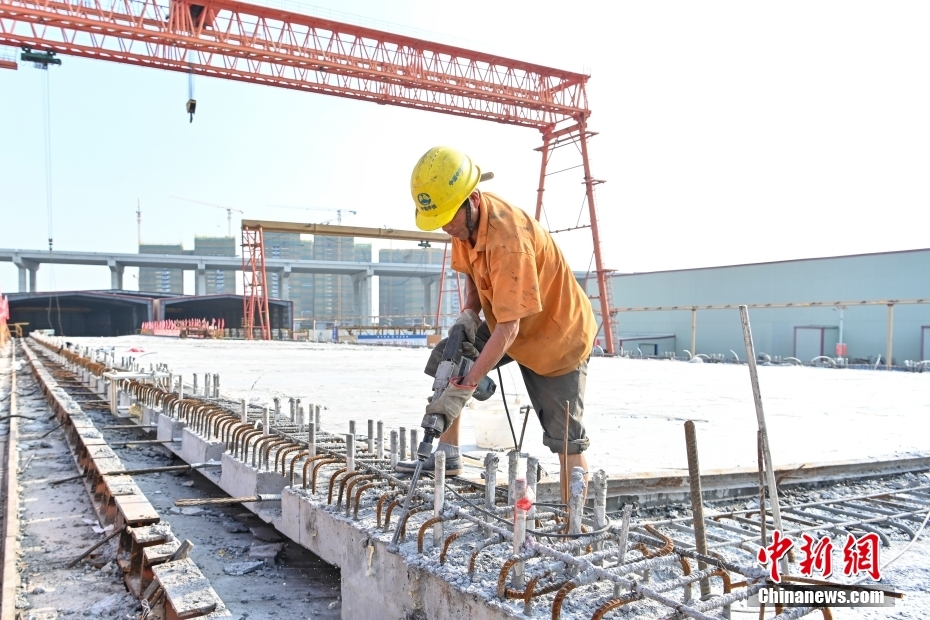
[558, 452, 589, 501]
[519, 360, 590, 501]
[438, 415, 460, 445]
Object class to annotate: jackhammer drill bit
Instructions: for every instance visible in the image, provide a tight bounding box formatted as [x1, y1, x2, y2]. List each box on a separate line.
[388, 325, 497, 551]
[388, 459, 424, 551]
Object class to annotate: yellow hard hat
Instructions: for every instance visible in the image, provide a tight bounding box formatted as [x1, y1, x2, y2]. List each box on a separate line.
[410, 146, 481, 231]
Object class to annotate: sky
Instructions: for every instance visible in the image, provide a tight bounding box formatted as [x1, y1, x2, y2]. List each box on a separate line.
[1, 1, 928, 295]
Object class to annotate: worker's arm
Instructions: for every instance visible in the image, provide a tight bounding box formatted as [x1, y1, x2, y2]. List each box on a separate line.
[462, 274, 482, 315]
[462, 319, 519, 387]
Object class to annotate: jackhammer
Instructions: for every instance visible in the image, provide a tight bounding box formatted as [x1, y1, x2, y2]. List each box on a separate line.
[388, 324, 495, 550]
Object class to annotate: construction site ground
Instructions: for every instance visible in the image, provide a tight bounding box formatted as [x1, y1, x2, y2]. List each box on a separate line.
[66, 336, 929, 477]
[5, 336, 929, 620]
[1, 344, 342, 620]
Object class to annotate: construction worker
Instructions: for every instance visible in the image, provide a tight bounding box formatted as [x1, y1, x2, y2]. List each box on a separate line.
[396, 146, 596, 499]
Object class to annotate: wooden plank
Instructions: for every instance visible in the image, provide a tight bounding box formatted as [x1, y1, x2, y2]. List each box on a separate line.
[86, 445, 119, 460]
[153, 558, 222, 619]
[104, 478, 141, 496]
[93, 458, 126, 472]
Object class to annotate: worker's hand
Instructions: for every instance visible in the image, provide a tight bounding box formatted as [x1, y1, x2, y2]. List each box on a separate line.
[451, 309, 480, 344]
[425, 377, 476, 423]
[429, 337, 479, 363]
[461, 341, 479, 359]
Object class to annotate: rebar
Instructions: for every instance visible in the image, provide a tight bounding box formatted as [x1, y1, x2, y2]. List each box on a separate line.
[38, 338, 863, 620]
[685, 420, 711, 598]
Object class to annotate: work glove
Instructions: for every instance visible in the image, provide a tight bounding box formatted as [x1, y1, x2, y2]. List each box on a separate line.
[452, 309, 480, 344]
[425, 377, 476, 423]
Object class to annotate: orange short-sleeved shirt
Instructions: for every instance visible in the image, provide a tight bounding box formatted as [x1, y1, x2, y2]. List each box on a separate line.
[450, 192, 596, 377]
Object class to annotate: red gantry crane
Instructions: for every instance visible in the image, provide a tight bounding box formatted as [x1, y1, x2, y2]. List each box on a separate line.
[0, 0, 617, 349]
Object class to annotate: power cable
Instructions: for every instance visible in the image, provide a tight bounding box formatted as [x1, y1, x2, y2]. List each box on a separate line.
[496, 366, 518, 450]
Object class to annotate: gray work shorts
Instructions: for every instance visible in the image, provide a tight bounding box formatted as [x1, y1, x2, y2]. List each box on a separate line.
[425, 322, 590, 455]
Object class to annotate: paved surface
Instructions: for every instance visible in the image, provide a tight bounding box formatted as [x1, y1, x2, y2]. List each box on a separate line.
[68, 337, 930, 480]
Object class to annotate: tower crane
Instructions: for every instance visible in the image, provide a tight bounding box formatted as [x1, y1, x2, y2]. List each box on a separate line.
[170, 196, 245, 237]
[268, 206, 357, 225]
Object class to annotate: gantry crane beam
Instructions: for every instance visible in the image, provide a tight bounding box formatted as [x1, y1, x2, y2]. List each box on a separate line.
[241, 220, 449, 244]
[0, 0, 616, 351]
[0, 0, 589, 129]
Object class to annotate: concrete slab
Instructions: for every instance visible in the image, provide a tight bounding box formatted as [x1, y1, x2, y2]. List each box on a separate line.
[61, 334, 930, 620]
[280, 487, 516, 620]
[218, 452, 286, 504]
[66, 336, 930, 481]
[157, 413, 186, 443]
[180, 428, 225, 465]
[142, 405, 160, 428]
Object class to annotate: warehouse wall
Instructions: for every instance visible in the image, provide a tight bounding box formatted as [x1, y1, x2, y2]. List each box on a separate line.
[598, 249, 930, 363]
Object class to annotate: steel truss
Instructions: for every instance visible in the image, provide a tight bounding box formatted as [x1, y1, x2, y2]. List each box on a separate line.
[1, 0, 614, 348]
[241, 225, 270, 340]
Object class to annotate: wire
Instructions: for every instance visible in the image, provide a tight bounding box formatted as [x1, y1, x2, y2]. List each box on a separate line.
[42, 66, 53, 252]
[854, 504, 930, 584]
[55, 290, 63, 336]
[442, 479, 609, 540]
[496, 366, 518, 450]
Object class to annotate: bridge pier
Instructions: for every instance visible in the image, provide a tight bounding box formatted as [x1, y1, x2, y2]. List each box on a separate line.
[108, 260, 124, 290]
[13, 257, 39, 293]
[352, 267, 372, 325]
[281, 266, 291, 301]
[422, 276, 439, 326]
[195, 262, 207, 296]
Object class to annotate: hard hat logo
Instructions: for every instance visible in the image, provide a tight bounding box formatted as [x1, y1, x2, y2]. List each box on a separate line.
[410, 146, 481, 231]
[448, 164, 463, 186]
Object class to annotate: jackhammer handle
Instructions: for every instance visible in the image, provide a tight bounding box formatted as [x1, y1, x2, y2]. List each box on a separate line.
[442, 324, 466, 362]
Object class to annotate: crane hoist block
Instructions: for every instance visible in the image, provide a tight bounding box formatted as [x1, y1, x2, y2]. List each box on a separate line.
[20, 49, 61, 66]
